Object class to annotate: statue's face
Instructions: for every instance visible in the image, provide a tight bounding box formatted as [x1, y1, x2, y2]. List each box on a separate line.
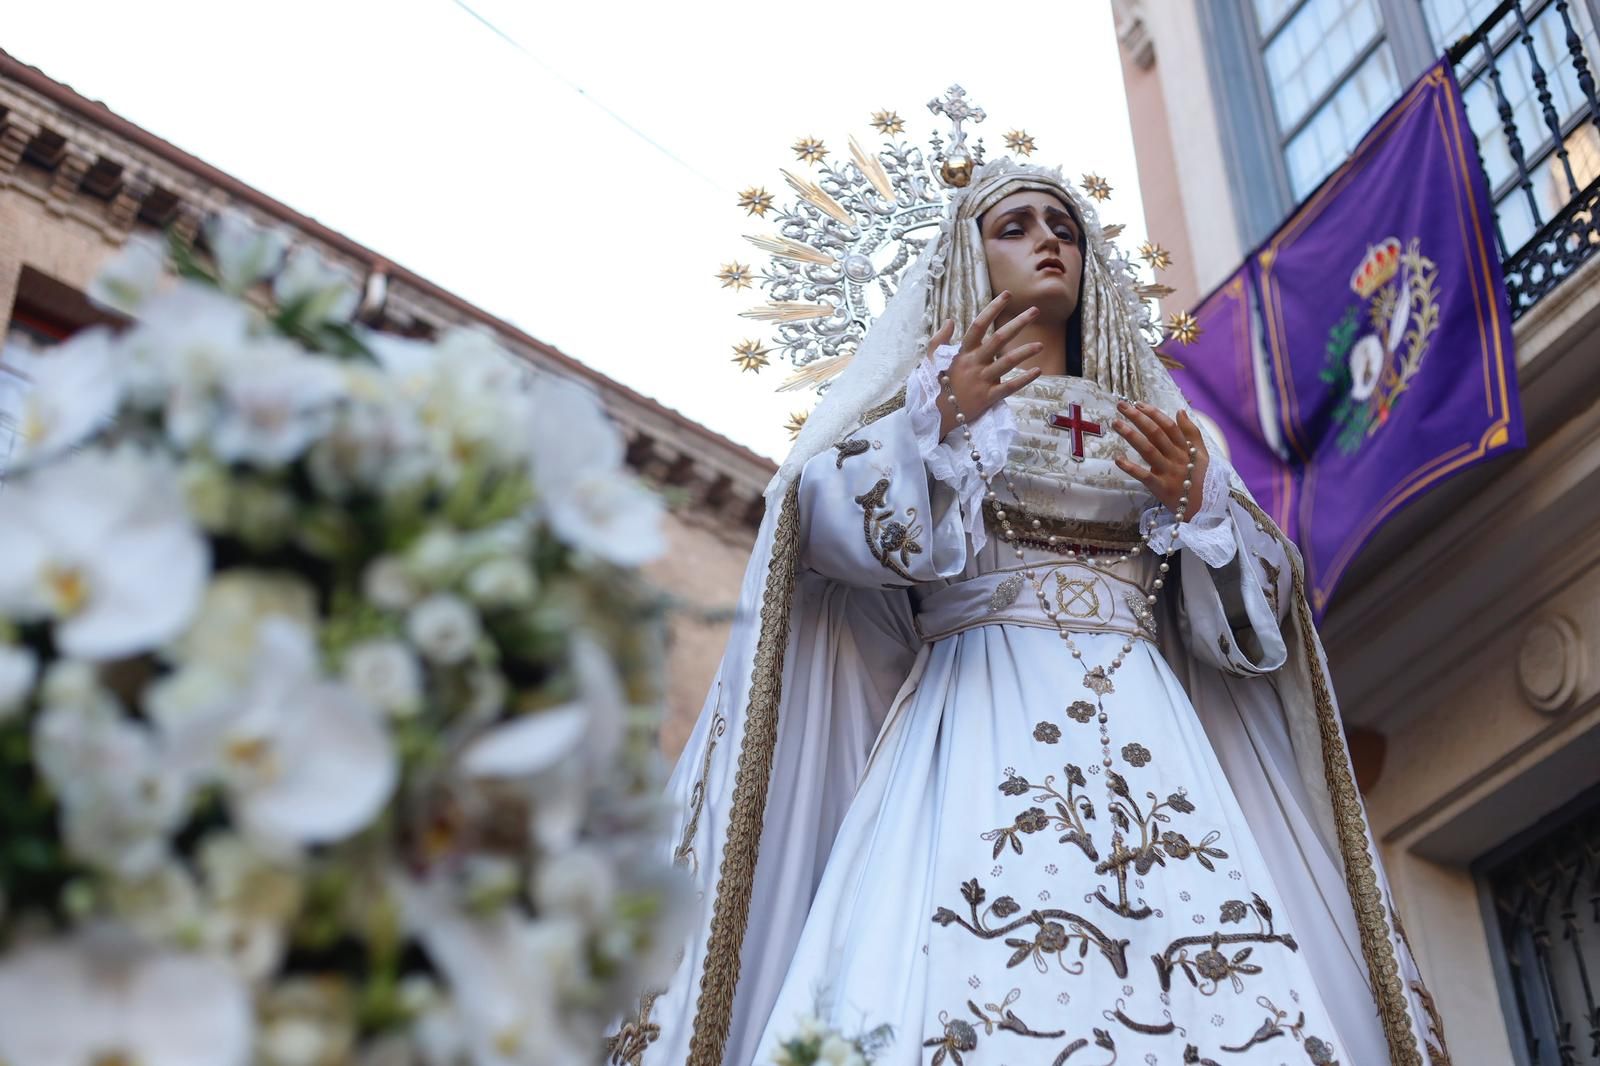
[979, 190, 1084, 325]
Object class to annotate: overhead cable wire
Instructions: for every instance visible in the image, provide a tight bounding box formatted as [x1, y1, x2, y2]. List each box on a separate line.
[447, 0, 729, 195]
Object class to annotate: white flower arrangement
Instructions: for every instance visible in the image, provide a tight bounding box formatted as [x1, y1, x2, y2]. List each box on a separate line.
[770, 1010, 894, 1066]
[0, 215, 680, 1066]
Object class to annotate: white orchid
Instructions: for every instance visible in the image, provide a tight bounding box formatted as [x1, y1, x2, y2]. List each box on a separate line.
[122, 280, 257, 422]
[369, 330, 536, 474]
[0, 447, 209, 660]
[87, 232, 169, 315]
[32, 695, 190, 878]
[164, 619, 397, 849]
[194, 833, 303, 982]
[205, 212, 288, 295]
[0, 931, 253, 1066]
[399, 881, 592, 1066]
[361, 556, 419, 611]
[0, 645, 37, 720]
[527, 375, 664, 565]
[2, 326, 121, 470]
[273, 246, 359, 325]
[208, 342, 346, 466]
[342, 639, 424, 718]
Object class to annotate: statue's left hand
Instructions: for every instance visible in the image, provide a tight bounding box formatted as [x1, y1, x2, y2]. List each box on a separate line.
[1112, 401, 1209, 521]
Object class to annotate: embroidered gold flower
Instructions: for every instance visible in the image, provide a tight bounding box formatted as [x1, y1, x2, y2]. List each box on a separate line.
[1016, 807, 1050, 834]
[1195, 948, 1230, 982]
[999, 774, 1030, 796]
[1219, 899, 1249, 924]
[1304, 1037, 1337, 1065]
[1121, 742, 1151, 767]
[1067, 700, 1097, 723]
[1033, 722, 1061, 744]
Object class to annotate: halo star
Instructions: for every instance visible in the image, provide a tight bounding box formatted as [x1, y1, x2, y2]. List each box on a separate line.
[870, 110, 907, 135]
[784, 410, 809, 439]
[1167, 310, 1201, 345]
[1081, 173, 1113, 201]
[731, 339, 771, 373]
[792, 137, 828, 165]
[737, 186, 775, 217]
[1003, 129, 1037, 156]
[1139, 241, 1172, 271]
[716, 262, 755, 290]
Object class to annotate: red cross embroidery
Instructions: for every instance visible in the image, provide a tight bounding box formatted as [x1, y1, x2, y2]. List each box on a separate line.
[1050, 402, 1104, 459]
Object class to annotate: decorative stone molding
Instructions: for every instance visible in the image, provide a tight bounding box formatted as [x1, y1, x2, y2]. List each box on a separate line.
[1113, 0, 1156, 71]
[0, 52, 775, 534]
[1516, 614, 1585, 714]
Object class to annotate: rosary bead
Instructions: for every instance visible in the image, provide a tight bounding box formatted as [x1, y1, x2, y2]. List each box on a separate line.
[1146, 594, 1157, 606]
[1159, 562, 1169, 574]
[1031, 519, 1042, 530]
[1071, 648, 1082, 659]
[1103, 757, 1113, 768]
[1152, 579, 1164, 591]
[1182, 479, 1192, 490]
[1122, 642, 1134, 654]
[1098, 713, 1108, 724]
[955, 413, 966, 424]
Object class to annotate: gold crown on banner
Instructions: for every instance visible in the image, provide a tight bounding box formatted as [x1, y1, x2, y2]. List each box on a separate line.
[716, 86, 1183, 437]
[1350, 237, 1403, 299]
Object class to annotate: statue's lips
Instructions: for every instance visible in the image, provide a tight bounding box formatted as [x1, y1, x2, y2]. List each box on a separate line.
[1037, 258, 1066, 274]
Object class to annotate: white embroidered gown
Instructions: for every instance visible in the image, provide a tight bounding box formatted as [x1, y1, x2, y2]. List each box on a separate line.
[747, 368, 1387, 1066]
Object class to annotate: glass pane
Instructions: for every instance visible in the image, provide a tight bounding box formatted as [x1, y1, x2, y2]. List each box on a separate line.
[1263, 0, 1385, 130]
[1496, 122, 1600, 252]
[1254, 0, 1304, 34]
[1457, 1, 1600, 197]
[1419, 0, 1503, 50]
[1284, 44, 1402, 198]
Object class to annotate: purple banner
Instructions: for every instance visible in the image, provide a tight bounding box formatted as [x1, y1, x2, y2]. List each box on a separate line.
[1253, 62, 1523, 617]
[1161, 270, 1297, 543]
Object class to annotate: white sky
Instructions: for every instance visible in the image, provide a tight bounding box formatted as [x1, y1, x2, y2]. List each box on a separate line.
[5, 0, 1146, 461]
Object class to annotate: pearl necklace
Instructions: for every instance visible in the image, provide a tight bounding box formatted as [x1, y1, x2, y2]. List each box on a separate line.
[938, 370, 1196, 781]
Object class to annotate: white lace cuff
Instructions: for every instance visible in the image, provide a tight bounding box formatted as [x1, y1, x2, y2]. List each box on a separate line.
[1141, 448, 1238, 569]
[906, 343, 1017, 554]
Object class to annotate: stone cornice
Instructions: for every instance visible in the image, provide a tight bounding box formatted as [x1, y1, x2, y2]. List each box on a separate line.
[0, 49, 774, 535]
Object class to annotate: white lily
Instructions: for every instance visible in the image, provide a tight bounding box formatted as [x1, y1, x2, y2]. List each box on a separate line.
[88, 232, 168, 315]
[273, 246, 359, 325]
[205, 212, 288, 295]
[0, 930, 253, 1066]
[2, 326, 121, 470]
[164, 618, 397, 849]
[527, 375, 663, 565]
[0, 447, 209, 660]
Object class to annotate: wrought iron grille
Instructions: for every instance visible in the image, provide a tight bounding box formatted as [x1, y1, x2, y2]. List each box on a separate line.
[1481, 794, 1600, 1065]
[1447, 0, 1600, 318]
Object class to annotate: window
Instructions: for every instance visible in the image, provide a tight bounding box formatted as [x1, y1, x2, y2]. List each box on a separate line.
[1428, 0, 1600, 253]
[1479, 789, 1600, 1066]
[1254, 0, 1405, 199]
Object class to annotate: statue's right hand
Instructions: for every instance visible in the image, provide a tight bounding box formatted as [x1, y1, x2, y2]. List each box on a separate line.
[928, 291, 1044, 441]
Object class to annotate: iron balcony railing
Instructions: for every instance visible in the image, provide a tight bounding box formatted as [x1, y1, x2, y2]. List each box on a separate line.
[1448, 0, 1600, 318]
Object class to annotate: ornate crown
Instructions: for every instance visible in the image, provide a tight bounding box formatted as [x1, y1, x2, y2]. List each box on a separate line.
[716, 86, 1191, 436]
[1350, 237, 1402, 299]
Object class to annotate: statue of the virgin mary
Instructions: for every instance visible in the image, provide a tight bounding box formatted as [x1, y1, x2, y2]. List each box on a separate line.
[611, 158, 1450, 1066]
